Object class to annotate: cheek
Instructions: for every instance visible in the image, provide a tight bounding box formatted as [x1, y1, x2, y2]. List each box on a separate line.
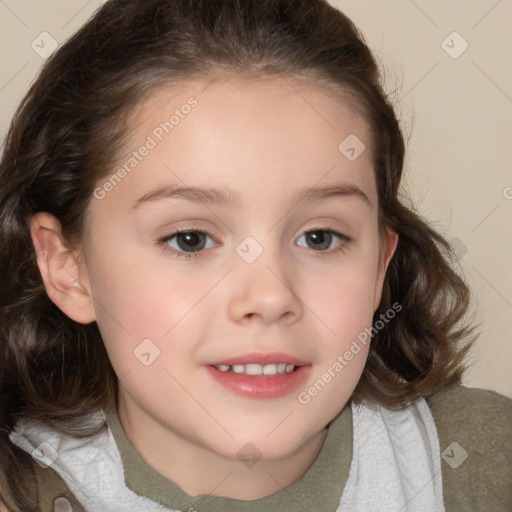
[295, 265, 376, 423]
[86, 241, 211, 377]
[88, 234, 194, 333]
[306, 258, 379, 342]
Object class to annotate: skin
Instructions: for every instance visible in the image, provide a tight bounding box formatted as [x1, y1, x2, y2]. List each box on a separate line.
[30, 75, 398, 500]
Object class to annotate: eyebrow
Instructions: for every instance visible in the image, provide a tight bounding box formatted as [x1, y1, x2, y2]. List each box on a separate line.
[131, 181, 372, 210]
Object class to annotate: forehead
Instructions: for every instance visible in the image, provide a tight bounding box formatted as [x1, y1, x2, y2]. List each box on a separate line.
[130, 74, 371, 148]
[100, 75, 376, 211]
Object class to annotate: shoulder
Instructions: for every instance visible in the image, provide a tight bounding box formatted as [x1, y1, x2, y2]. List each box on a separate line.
[426, 381, 512, 431]
[425, 383, 512, 512]
[426, 382, 512, 445]
[31, 458, 85, 512]
[6, 409, 108, 511]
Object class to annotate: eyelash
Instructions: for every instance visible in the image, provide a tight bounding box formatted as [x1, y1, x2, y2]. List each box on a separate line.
[156, 227, 354, 260]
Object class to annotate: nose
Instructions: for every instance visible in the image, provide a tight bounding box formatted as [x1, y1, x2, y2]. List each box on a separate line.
[227, 255, 304, 325]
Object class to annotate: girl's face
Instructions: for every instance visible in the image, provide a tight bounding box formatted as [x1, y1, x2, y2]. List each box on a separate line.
[64, 77, 397, 468]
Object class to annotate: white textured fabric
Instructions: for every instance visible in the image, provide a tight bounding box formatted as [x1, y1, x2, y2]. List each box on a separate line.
[9, 410, 175, 512]
[336, 397, 445, 512]
[8, 397, 444, 512]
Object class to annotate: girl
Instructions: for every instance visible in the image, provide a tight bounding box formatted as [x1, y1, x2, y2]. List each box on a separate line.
[0, 0, 510, 511]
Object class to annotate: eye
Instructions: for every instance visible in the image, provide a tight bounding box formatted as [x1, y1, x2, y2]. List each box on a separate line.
[156, 229, 216, 259]
[156, 227, 353, 260]
[296, 229, 353, 256]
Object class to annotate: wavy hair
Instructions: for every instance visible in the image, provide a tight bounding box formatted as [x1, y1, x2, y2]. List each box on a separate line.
[0, 0, 478, 508]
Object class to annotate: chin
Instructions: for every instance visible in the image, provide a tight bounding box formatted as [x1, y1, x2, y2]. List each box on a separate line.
[217, 431, 314, 463]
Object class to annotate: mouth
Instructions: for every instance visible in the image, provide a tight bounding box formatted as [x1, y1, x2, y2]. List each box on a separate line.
[205, 352, 311, 398]
[210, 362, 299, 376]
[207, 352, 309, 376]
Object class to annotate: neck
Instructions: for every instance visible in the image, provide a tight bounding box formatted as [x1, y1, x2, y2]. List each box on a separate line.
[117, 394, 328, 500]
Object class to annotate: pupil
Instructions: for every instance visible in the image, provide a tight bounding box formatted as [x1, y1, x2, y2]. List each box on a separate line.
[309, 230, 330, 250]
[178, 232, 204, 252]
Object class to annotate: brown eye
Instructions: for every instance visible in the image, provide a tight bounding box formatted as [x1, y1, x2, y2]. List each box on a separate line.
[303, 230, 333, 251]
[157, 229, 216, 259]
[174, 231, 207, 252]
[297, 229, 351, 254]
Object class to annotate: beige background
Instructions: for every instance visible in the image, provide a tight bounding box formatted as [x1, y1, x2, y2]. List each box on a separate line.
[0, 1, 510, 398]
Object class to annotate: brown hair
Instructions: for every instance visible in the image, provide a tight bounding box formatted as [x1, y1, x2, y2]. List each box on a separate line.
[0, 0, 478, 508]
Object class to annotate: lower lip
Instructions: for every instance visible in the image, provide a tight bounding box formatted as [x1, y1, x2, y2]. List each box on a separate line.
[205, 364, 311, 399]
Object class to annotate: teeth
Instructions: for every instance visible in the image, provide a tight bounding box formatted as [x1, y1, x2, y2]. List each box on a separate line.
[215, 363, 297, 375]
[262, 364, 277, 375]
[245, 364, 262, 375]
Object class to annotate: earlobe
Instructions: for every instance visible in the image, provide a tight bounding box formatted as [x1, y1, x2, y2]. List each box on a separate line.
[30, 212, 96, 324]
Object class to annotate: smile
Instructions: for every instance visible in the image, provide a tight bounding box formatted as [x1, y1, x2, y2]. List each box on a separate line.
[205, 361, 311, 399]
[214, 363, 297, 376]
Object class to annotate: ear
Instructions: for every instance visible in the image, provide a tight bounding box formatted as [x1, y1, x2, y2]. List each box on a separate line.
[373, 227, 399, 311]
[30, 212, 96, 324]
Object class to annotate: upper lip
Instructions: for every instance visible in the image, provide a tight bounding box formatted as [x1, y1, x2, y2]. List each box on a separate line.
[208, 352, 309, 367]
